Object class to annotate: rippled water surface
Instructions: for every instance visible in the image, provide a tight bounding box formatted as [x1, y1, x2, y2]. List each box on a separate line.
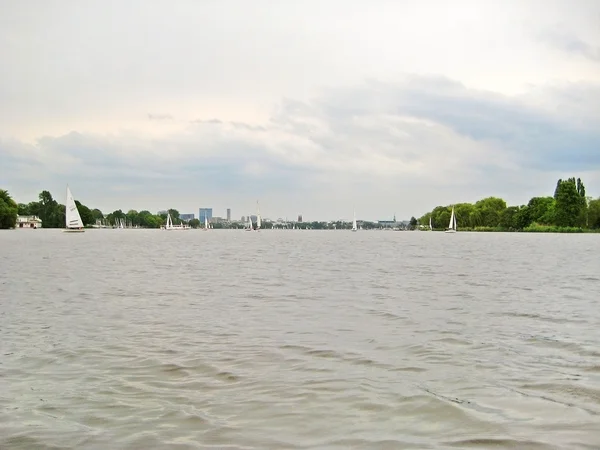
[1, 229, 600, 449]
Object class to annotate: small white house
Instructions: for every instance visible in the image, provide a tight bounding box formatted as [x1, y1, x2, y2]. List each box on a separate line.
[16, 215, 43, 229]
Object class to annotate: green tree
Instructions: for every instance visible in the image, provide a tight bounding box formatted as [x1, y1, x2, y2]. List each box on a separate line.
[0, 189, 19, 229]
[75, 200, 94, 225]
[475, 197, 507, 227]
[409, 216, 418, 230]
[554, 178, 585, 227]
[18, 203, 30, 215]
[500, 206, 520, 230]
[91, 209, 104, 222]
[588, 198, 600, 229]
[526, 196, 555, 225]
[188, 218, 200, 228]
[455, 203, 477, 228]
[37, 190, 62, 228]
[168, 209, 179, 223]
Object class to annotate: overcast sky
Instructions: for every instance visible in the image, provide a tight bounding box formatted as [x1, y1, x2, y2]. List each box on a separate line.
[1, 0, 599, 221]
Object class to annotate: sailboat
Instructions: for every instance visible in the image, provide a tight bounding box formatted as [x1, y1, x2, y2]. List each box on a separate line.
[351, 209, 357, 232]
[429, 216, 433, 231]
[445, 206, 457, 233]
[63, 185, 85, 233]
[256, 201, 262, 231]
[245, 215, 253, 231]
[204, 215, 209, 230]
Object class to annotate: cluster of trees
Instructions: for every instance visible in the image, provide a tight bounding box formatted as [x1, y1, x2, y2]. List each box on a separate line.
[3, 177, 598, 232]
[0, 189, 190, 229]
[103, 208, 188, 229]
[417, 177, 600, 232]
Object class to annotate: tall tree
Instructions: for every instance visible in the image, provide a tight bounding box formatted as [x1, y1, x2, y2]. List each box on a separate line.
[37, 190, 61, 228]
[0, 189, 19, 229]
[553, 178, 584, 227]
[588, 198, 600, 229]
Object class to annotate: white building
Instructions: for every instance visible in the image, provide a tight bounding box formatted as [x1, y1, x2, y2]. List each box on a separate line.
[16, 215, 43, 229]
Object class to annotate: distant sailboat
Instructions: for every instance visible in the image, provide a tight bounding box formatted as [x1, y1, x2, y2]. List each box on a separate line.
[204, 215, 209, 230]
[256, 201, 262, 231]
[429, 216, 433, 231]
[63, 185, 85, 233]
[445, 206, 457, 233]
[162, 213, 189, 230]
[351, 209, 357, 232]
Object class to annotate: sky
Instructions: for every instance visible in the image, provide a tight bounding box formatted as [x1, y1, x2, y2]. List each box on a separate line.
[1, 0, 599, 221]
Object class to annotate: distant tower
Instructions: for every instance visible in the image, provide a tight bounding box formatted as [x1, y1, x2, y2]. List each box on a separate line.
[226, 208, 231, 222]
[393, 213, 396, 222]
[298, 214, 303, 223]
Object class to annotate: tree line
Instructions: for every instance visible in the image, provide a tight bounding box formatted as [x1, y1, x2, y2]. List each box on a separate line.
[0, 189, 394, 230]
[2, 188, 411, 230]
[3, 178, 598, 231]
[416, 177, 600, 232]
[0, 189, 191, 229]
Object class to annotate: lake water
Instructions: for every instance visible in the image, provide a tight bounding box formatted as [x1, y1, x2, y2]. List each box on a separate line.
[1, 229, 599, 449]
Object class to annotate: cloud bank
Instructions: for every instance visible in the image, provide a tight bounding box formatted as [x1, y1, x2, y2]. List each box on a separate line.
[1, 0, 599, 220]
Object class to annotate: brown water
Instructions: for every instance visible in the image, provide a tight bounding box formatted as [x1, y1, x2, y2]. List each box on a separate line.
[1, 229, 599, 449]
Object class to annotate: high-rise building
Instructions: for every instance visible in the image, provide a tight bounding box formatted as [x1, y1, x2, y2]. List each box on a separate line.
[298, 214, 303, 223]
[199, 208, 213, 223]
[226, 208, 231, 222]
[180, 213, 195, 221]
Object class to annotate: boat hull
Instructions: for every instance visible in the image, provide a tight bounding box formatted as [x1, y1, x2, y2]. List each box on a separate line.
[63, 228, 85, 233]
[445, 229, 457, 233]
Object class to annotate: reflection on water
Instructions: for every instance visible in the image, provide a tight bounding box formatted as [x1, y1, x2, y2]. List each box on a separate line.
[1, 230, 599, 449]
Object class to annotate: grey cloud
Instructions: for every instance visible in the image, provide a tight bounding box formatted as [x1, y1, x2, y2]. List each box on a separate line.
[539, 30, 600, 61]
[2, 75, 599, 217]
[230, 122, 267, 132]
[311, 77, 600, 171]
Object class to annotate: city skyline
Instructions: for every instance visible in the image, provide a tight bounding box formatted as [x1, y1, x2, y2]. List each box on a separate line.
[1, 0, 599, 220]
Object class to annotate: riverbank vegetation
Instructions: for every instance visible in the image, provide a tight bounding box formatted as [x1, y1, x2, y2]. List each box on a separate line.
[1, 189, 183, 229]
[418, 177, 600, 232]
[2, 177, 598, 232]
[2, 188, 403, 230]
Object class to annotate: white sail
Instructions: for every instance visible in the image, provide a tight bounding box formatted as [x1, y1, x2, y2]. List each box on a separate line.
[65, 186, 84, 229]
[445, 206, 457, 233]
[256, 201, 262, 229]
[352, 209, 357, 231]
[429, 216, 433, 231]
[205, 215, 208, 229]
